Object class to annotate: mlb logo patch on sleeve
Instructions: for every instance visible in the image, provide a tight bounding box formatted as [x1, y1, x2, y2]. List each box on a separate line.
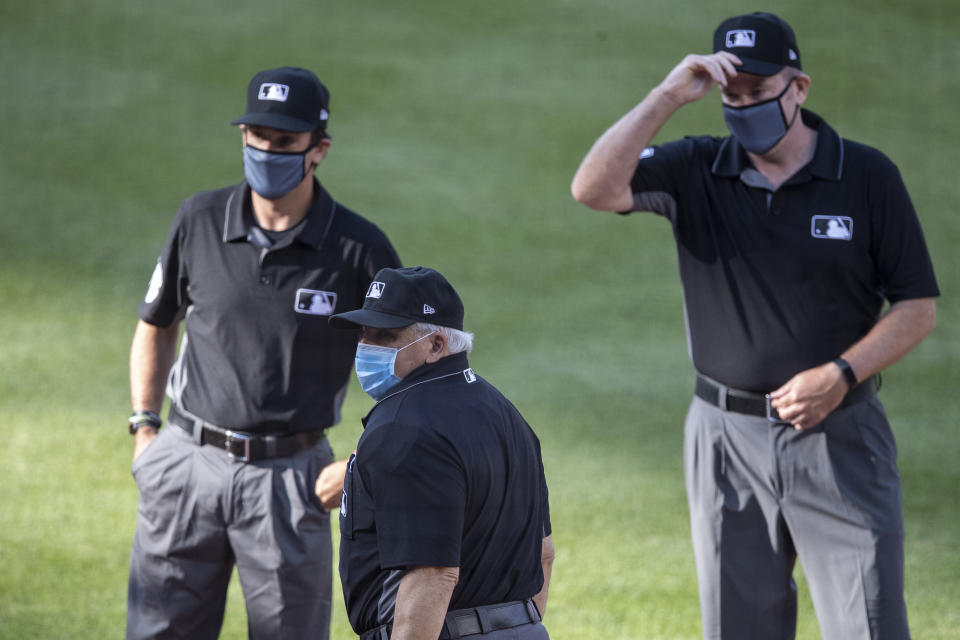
[810, 215, 853, 241]
[295, 289, 338, 315]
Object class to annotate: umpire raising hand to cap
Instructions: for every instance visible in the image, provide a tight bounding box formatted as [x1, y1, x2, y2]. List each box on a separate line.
[330, 266, 554, 640]
[572, 11, 938, 640]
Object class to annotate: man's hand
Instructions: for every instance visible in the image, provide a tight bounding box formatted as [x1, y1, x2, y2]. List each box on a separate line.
[656, 51, 742, 106]
[132, 426, 159, 463]
[769, 361, 849, 430]
[315, 457, 350, 511]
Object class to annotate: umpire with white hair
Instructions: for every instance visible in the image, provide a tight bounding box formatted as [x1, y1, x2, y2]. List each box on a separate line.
[330, 266, 554, 640]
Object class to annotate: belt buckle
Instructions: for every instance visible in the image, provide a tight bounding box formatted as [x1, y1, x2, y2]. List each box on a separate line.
[224, 430, 252, 461]
[764, 394, 787, 424]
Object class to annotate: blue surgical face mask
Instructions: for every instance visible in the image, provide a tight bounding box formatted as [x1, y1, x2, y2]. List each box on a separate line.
[722, 79, 799, 155]
[354, 331, 435, 400]
[242, 144, 308, 200]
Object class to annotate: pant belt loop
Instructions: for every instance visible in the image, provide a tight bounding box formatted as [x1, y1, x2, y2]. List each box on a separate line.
[524, 599, 540, 624]
[189, 416, 204, 445]
[716, 382, 729, 411]
[440, 618, 455, 640]
[475, 606, 491, 633]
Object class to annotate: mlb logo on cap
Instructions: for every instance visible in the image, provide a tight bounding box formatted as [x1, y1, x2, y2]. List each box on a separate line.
[725, 30, 756, 47]
[366, 282, 385, 299]
[258, 83, 290, 102]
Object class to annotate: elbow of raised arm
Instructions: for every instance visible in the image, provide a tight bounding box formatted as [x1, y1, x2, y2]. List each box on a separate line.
[570, 174, 595, 207]
[570, 175, 624, 212]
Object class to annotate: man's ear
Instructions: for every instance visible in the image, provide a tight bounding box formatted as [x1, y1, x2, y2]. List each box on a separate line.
[308, 138, 332, 167]
[425, 332, 448, 363]
[793, 73, 810, 105]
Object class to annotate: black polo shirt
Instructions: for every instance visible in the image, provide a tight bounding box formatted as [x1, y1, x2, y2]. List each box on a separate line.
[625, 110, 939, 391]
[339, 352, 551, 634]
[139, 179, 401, 432]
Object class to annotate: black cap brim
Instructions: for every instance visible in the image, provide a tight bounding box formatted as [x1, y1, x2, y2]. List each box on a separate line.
[734, 57, 785, 77]
[231, 112, 319, 132]
[328, 309, 416, 330]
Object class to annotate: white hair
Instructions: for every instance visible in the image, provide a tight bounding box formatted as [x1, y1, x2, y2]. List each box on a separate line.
[413, 322, 474, 354]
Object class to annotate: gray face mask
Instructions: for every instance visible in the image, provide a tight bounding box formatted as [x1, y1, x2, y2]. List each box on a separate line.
[242, 145, 308, 200]
[722, 79, 798, 155]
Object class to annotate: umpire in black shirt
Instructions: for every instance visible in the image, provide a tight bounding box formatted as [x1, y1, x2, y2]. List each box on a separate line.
[330, 266, 554, 640]
[571, 12, 938, 640]
[127, 67, 400, 639]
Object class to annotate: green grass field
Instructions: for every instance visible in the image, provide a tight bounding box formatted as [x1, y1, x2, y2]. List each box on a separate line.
[1, 0, 958, 638]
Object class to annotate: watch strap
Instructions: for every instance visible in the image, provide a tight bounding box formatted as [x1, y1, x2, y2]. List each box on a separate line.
[833, 358, 858, 391]
[129, 410, 162, 434]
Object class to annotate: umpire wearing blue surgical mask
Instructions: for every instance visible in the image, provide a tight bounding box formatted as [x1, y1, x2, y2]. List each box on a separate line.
[330, 266, 555, 640]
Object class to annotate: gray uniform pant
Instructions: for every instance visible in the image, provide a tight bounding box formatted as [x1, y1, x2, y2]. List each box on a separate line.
[126, 423, 334, 640]
[684, 395, 910, 640]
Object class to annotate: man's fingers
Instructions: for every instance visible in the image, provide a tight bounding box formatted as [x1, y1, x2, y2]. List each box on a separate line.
[775, 402, 799, 422]
[702, 57, 731, 86]
[717, 58, 739, 82]
[715, 51, 743, 69]
[704, 52, 741, 86]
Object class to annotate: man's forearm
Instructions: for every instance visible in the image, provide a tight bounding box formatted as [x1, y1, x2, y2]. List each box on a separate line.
[533, 534, 555, 617]
[842, 297, 936, 383]
[130, 319, 180, 413]
[570, 88, 680, 211]
[391, 566, 459, 640]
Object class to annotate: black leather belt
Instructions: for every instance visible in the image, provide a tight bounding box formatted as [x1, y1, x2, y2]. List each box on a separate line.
[168, 405, 323, 462]
[359, 599, 541, 640]
[695, 373, 877, 422]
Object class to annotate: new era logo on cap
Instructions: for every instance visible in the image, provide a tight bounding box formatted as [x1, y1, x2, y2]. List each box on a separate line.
[726, 29, 756, 47]
[258, 83, 290, 102]
[423, 304, 435, 314]
[366, 282, 385, 298]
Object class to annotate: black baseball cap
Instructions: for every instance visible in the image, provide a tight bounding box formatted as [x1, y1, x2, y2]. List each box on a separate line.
[713, 12, 801, 76]
[231, 66, 330, 132]
[329, 266, 465, 331]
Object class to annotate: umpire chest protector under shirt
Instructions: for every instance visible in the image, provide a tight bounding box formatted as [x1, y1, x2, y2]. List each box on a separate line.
[339, 352, 552, 635]
[624, 110, 939, 391]
[139, 179, 401, 432]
